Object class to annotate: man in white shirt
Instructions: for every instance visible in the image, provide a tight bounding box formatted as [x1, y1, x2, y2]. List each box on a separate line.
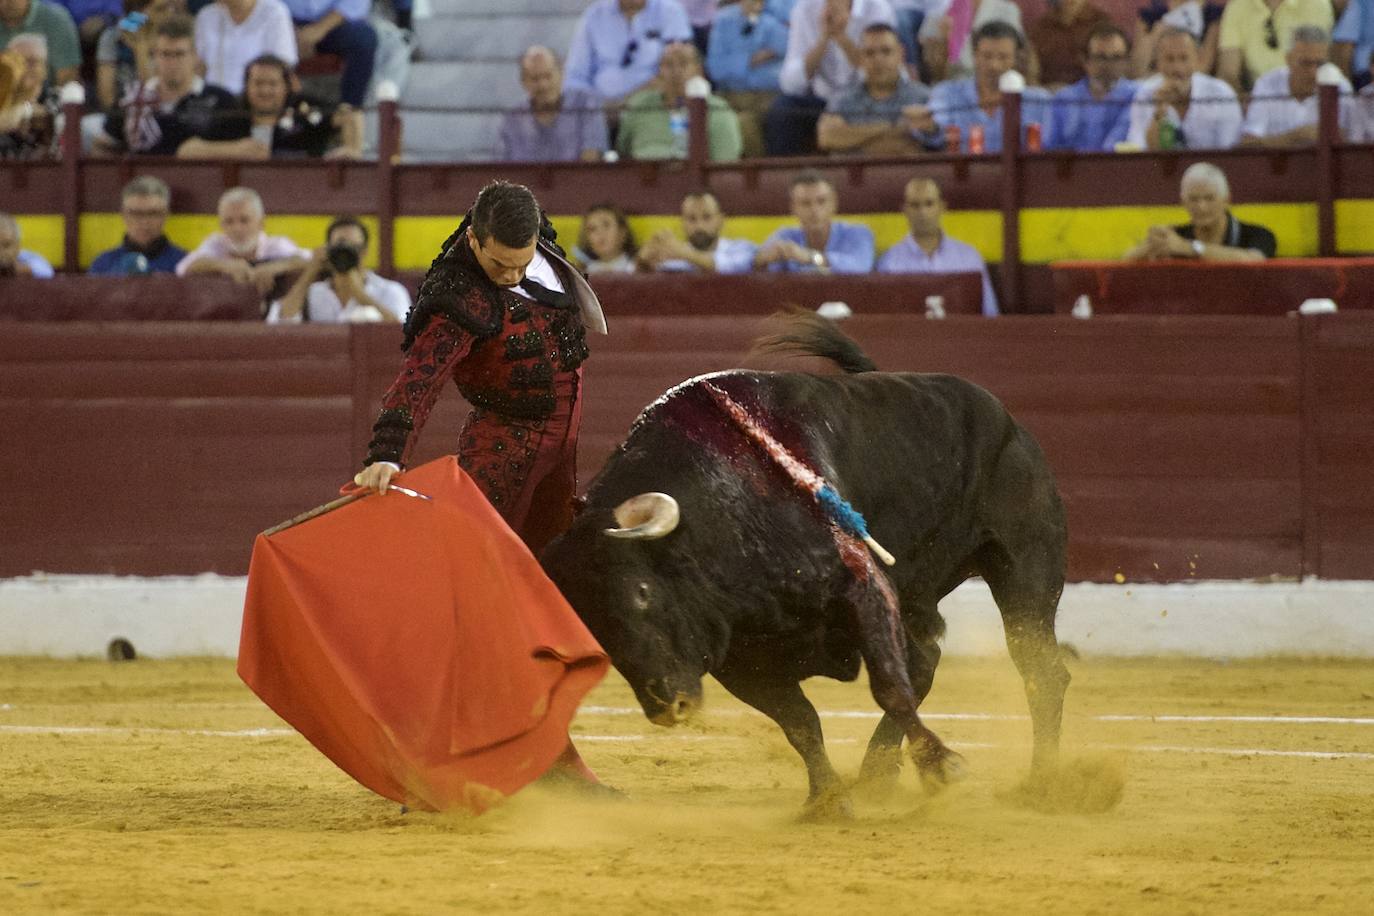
[1241, 26, 1353, 147]
[268, 216, 411, 322]
[195, 0, 298, 95]
[765, 0, 897, 154]
[1124, 26, 1243, 150]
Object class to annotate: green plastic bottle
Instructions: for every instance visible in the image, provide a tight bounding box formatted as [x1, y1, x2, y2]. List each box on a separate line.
[1157, 119, 1178, 150]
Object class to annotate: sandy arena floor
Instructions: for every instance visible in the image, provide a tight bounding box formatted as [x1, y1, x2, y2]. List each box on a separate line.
[1, 655, 1371, 915]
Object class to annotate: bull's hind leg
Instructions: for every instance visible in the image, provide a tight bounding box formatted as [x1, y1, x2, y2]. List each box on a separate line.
[855, 622, 941, 797]
[981, 548, 1070, 778]
[713, 668, 852, 820]
[848, 586, 965, 794]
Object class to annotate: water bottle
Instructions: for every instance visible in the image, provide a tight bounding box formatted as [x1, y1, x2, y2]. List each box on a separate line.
[669, 107, 689, 159]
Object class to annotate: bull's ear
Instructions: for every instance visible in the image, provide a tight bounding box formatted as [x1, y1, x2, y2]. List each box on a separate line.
[604, 492, 680, 540]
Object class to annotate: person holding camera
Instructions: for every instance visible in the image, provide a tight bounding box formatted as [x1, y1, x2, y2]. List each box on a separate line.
[267, 215, 409, 322]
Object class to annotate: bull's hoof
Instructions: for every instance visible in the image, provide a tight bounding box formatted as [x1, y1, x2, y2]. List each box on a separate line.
[799, 790, 855, 823]
[915, 748, 968, 795]
[853, 747, 903, 800]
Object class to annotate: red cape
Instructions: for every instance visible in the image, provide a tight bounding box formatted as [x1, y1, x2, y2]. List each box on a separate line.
[238, 457, 608, 813]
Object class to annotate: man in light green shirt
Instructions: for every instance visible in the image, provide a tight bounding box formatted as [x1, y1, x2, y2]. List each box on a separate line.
[616, 40, 743, 161]
[0, 0, 80, 85]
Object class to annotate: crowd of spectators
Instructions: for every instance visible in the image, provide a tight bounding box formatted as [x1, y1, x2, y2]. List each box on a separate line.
[2, 0, 1373, 165]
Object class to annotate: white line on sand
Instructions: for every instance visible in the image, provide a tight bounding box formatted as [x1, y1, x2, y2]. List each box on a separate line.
[580, 707, 1374, 726]
[2, 725, 1371, 761]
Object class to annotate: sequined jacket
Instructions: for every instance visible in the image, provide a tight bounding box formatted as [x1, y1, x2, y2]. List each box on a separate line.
[365, 240, 589, 467]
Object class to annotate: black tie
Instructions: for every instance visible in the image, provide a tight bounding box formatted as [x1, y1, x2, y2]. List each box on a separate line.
[519, 276, 574, 309]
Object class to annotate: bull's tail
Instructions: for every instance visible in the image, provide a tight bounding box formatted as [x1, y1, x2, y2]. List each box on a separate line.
[754, 308, 878, 374]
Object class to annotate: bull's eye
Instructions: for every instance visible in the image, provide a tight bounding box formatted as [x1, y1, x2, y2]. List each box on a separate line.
[633, 580, 651, 611]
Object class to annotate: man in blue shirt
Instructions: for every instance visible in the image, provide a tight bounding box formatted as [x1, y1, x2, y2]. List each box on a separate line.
[877, 176, 999, 315]
[281, 0, 376, 108]
[1048, 24, 1136, 151]
[754, 169, 875, 273]
[89, 176, 188, 276]
[707, 0, 788, 91]
[499, 46, 608, 162]
[1334, 0, 1374, 89]
[930, 20, 1053, 153]
[564, 0, 693, 104]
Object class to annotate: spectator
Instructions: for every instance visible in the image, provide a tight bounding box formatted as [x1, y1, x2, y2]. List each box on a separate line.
[1048, 24, 1136, 150]
[919, 0, 1025, 83]
[1124, 161, 1277, 261]
[563, 0, 693, 105]
[89, 175, 187, 274]
[877, 176, 999, 315]
[1217, 0, 1334, 91]
[268, 215, 409, 322]
[888, 0, 934, 78]
[754, 170, 875, 273]
[1028, 0, 1112, 88]
[53, 0, 119, 73]
[499, 46, 607, 163]
[94, 13, 239, 155]
[1353, 82, 1374, 138]
[194, 0, 295, 95]
[707, 0, 786, 92]
[706, 0, 787, 155]
[1333, 0, 1374, 89]
[683, 0, 715, 56]
[1125, 27, 1243, 149]
[177, 186, 309, 301]
[817, 22, 940, 154]
[930, 21, 1053, 153]
[766, 0, 897, 156]
[0, 211, 54, 277]
[617, 40, 742, 160]
[1133, 0, 1222, 79]
[280, 0, 375, 109]
[178, 53, 358, 158]
[95, 0, 185, 111]
[637, 190, 757, 273]
[1242, 26, 1353, 146]
[0, 0, 80, 85]
[0, 32, 58, 159]
[572, 203, 638, 274]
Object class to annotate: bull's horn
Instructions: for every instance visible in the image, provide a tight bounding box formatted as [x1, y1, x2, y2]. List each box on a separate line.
[604, 492, 680, 539]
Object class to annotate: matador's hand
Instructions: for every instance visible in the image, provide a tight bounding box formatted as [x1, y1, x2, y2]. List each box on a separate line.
[353, 462, 398, 495]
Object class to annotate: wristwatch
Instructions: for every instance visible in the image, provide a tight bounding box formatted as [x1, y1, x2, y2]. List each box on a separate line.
[1191, 239, 1205, 258]
[809, 249, 825, 268]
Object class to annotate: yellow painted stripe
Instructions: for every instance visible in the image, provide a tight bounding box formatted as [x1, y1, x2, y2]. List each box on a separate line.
[23, 201, 1373, 270]
[13, 215, 65, 267]
[1335, 200, 1374, 254]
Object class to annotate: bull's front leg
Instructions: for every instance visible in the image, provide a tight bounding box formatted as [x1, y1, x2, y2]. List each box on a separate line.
[713, 666, 852, 821]
[847, 579, 966, 794]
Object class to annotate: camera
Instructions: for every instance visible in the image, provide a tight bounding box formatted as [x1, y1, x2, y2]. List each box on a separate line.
[325, 243, 360, 274]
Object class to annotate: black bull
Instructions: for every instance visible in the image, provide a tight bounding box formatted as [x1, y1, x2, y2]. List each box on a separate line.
[542, 320, 1070, 814]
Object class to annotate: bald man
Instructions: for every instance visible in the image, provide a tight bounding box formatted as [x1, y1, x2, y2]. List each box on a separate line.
[499, 45, 609, 162]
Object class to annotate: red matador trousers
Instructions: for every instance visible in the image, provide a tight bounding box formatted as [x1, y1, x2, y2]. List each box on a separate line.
[456, 372, 599, 782]
[456, 372, 582, 557]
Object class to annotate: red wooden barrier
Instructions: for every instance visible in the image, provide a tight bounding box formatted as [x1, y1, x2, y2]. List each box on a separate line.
[2, 315, 1371, 582]
[1051, 259, 1374, 316]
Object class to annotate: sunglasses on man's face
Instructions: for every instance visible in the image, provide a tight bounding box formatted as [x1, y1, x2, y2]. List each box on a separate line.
[1264, 15, 1278, 50]
[621, 39, 639, 68]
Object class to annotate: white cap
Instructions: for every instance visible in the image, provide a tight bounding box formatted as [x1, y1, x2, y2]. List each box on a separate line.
[59, 81, 86, 106]
[998, 70, 1025, 94]
[1298, 298, 1338, 315]
[685, 75, 711, 99]
[375, 79, 400, 103]
[817, 301, 852, 320]
[1316, 63, 1344, 87]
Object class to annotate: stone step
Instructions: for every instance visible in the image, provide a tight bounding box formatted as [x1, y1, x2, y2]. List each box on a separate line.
[401, 60, 525, 110]
[415, 14, 581, 62]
